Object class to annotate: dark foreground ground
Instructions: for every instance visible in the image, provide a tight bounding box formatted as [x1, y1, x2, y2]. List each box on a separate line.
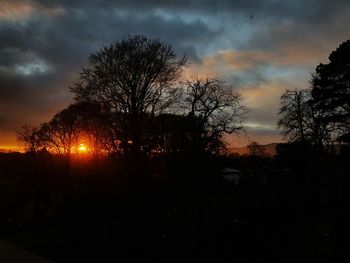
[0, 152, 349, 262]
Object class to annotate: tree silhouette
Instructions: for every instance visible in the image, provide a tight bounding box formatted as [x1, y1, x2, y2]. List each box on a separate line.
[144, 113, 192, 156]
[277, 89, 312, 143]
[72, 102, 118, 156]
[71, 35, 187, 156]
[16, 125, 42, 153]
[18, 37, 247, 159]
[248, 141, 266, 157]
[277, 89, 334, 152]
[184, 77, 246, 153]
[38, 105, 82, 156]
[311, 39, 350, 143]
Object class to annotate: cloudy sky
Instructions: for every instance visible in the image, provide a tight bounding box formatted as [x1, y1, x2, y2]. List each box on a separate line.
[1, 0, 350, 148]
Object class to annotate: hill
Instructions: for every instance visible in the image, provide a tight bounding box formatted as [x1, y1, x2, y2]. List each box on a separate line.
[230, 143, 279, 156]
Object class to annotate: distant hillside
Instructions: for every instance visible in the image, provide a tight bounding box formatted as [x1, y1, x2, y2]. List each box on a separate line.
[0, 146, 21, 153]
[0, 149, 17, 153]
[230, 143, 279, 156]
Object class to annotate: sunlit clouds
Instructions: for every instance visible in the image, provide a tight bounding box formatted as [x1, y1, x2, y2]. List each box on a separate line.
[0, 0, 64, 23]
[0, 1, 34, 22]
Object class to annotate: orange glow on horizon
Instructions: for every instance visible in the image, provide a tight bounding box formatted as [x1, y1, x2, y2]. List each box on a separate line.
[78, 143, 88, 153]
[70, 142, 90, 155]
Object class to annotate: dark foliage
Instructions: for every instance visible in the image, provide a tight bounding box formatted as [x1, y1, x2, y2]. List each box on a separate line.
[311, 40, 350, 143]
[71, 35, 187, 156]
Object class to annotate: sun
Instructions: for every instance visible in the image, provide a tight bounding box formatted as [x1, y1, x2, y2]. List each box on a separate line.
[78, 143, 87, 153]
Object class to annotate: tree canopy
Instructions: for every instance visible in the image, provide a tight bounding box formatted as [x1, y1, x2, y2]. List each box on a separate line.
[277, 89, 313, 143]
[311, 39, 350, 143]
[71, 35, 187, 155]
[18, 36, 246, 158]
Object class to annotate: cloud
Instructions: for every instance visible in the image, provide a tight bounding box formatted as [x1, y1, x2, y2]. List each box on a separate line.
[197, 44, 337, 73]
[0, 0, 64, 23]
[0, 1, 34, 21]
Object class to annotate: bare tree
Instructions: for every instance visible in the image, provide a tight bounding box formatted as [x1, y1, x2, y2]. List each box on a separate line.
[39, 105, 82, 156]
[75, 102, 118, 156]
[248, 141, 266, 157]
[70, 35, 187, 155]
[184, 77, 247, 153]
[277, 89, 334, 151]
[277, 89, 312, 143]
[16, 125, 42, 153]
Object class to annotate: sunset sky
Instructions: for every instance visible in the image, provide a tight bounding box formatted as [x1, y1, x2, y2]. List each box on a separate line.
[1, 0, 350, 149]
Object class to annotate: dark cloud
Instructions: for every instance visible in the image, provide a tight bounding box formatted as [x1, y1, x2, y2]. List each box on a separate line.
[34, 0, 350, 21]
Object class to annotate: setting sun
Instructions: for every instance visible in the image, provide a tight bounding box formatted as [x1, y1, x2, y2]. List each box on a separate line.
[78, 143, 87, 153]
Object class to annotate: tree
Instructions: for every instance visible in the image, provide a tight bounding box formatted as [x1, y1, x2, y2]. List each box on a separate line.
[72, 102, 118, 156]
[16, 125, 42, 153]
[248, 141, 266, 157]
[311, 39, 350, 143]
[21, 37, 246, 159]
[184, 77, 246, 153]
[144, 113, 191, 156]
[70, 35, 187, 155]
[277, 89, 312, 143]
[30, 102, 117, 157]
[277, 89, 334, 153]
[38, 105, 82, 156]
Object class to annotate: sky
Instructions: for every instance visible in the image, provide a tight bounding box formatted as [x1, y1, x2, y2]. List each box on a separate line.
[1, 0, 350, 149]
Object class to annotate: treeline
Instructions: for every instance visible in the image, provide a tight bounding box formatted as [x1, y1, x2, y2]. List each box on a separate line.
[17, 36, 246, 160]
[16, 37, 350, 173]
[18, 37, 350, 164]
